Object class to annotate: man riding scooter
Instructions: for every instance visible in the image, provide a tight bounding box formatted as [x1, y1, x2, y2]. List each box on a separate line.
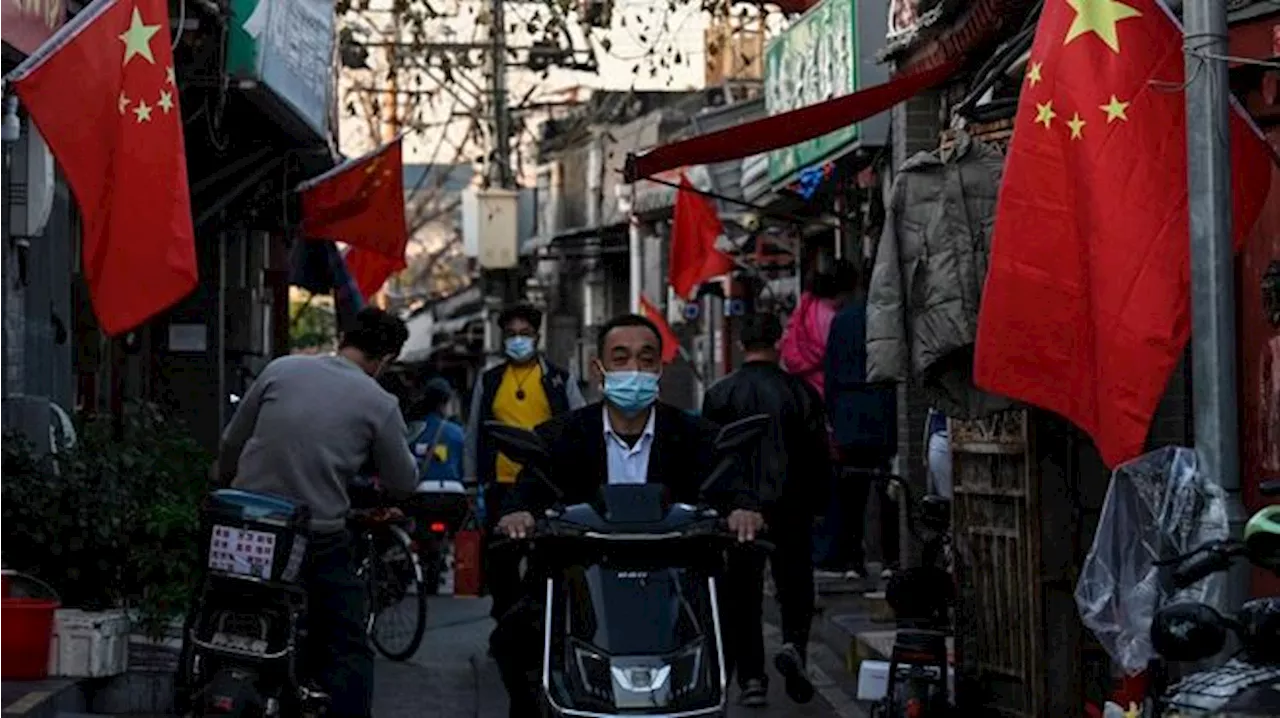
[490, 313, 767, 718]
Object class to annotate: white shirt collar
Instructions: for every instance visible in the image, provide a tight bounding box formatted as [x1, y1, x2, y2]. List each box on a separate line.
[602, 404, 656, 442]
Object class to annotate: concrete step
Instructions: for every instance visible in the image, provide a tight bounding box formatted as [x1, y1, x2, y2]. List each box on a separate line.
[2, 680, 86, 718]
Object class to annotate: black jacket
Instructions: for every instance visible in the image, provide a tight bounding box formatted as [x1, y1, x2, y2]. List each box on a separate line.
[502, 402, 759, 517]
[825, 299, 897, 454]
[702, 361, 831, 506]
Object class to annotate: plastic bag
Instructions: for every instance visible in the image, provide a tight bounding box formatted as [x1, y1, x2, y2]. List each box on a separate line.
[1074, 446, 1228, 675]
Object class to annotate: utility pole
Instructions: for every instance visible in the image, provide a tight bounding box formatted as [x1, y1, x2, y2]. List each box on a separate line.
[1183, 0, 1246, 606]
[482, 0, 521, 358]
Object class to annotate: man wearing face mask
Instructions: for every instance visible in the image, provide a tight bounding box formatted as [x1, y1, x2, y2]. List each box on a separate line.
[465, 302, 585, 620]
[489, 313, 765, 717]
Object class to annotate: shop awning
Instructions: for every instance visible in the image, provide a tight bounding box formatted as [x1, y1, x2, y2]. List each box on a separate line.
[625, 59, 960, 182]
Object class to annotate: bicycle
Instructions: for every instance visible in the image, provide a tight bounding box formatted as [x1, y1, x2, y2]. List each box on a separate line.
[350, 507, 428, 662]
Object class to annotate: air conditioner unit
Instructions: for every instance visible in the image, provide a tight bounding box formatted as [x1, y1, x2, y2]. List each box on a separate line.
[9, 126, 56, 239]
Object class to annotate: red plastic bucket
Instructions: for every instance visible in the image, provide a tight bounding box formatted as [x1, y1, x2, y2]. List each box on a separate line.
[1, 597, 59, 679]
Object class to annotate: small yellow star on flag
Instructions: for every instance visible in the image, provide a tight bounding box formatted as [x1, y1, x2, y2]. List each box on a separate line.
[118, 7, 161, 65]
[166, 66, 176, 86]
[1067, 112, 1086, 139]
[133, 100, 153, 123]
[118, 91, 130, 114]
[157, 90, 174, 114]
[1064, 0, 1142, 53]
[1035, 101, 1057, 129]
[1100, 95, 1130, 122]
[1027, 61, 1043, 86]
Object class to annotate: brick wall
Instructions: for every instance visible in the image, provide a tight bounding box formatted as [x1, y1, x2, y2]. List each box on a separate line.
[890, 90, 943, 485]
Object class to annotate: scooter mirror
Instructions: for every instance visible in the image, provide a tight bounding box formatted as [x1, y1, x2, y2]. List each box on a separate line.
[1151, 602, 1229, 662]
[1244, 506, 1280, 572]
[713, 414, 770, 454]
[485, 422, 551, 467]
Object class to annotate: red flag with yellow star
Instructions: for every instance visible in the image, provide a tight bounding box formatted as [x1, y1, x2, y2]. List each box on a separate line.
[973, 0, 1273, 467]
[8, 0, 197, 336]
[299, 137, 408, 262]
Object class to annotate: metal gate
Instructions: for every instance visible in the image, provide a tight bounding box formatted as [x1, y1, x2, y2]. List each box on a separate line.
[951, 408, 1043, 717]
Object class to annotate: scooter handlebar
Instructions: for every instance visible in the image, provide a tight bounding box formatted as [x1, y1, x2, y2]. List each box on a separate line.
[488, 517, 775, 552]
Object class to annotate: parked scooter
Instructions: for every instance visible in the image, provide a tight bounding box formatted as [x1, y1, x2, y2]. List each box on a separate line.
[863, 472, 955, 718]
[179, 489, 328, 717]
[486, 414, 771, 718]
[1148, 479, 1280, 717]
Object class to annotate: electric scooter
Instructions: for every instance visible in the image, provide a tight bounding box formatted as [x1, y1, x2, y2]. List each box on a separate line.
[487, 414, 772, 717]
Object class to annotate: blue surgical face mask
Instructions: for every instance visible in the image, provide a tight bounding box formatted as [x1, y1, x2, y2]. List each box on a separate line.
[602, 370, 660, 417]
[504, 336, 536, 362]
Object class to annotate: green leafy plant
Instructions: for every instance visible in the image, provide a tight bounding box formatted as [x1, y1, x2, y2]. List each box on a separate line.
[2, 402, 212, 639]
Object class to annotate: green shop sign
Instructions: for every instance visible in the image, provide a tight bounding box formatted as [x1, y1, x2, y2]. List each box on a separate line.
[764, 0, 860, 185]
[227, 0, 335, 140]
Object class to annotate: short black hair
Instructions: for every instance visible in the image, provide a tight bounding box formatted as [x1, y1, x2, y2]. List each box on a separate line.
[596, 313, 663, 358]
[339, 307, 409, 360]
[422, 377, 454, 414]
[811, 259, 861, 299]
[498, 303, 542, 331]
[739, 313, 782, 352]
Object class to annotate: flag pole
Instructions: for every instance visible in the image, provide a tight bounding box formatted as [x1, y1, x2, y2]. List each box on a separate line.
[628, 180, 641, 314]
[1183, 0, 1246, 606]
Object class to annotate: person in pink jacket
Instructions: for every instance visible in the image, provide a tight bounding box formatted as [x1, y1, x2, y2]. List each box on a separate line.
[780, 264, 856, 399]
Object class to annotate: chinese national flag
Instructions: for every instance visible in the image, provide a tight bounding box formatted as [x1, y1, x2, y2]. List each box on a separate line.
[344, 247, 406, 301]
[300, 137, 408, 261]
[973, 0, 1273, 467]
[639, 295, 679, 364]
[9, 0, 198, 336]
[669, 174, 733, 299]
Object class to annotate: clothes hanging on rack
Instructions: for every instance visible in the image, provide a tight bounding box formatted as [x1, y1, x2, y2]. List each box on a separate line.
[865, 130, 1014, 419]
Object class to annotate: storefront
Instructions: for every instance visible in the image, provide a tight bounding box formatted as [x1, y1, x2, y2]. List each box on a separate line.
[2, 0, 76, 447]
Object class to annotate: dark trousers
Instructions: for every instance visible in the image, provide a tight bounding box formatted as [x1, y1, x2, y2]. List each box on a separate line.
[303, 530, 375, 718]
[722, 500, 815, 686]
[813, 461, 900, 572]
[489, 575, 544, 718]
[484, 483, 524, 620]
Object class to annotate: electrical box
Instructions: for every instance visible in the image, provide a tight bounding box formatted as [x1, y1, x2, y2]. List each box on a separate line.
[462, 188, 520, 269]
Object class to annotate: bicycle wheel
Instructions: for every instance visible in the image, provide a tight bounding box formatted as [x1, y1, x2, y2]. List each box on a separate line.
[366, 523, 428, 661]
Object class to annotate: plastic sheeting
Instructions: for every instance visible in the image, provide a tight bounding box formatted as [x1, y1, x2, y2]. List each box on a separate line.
[1074, 446, 1229, 674]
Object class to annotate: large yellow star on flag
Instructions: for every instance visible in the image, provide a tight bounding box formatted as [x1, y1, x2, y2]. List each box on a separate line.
[119, 7, 161, 65]
[1064, 0, 1142, 53]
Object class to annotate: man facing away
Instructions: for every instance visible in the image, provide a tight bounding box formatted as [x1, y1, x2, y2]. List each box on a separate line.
[818, 265, 900, 580]
[218, 307, 418, 718]
[702, 312, 830, 706]
[464, 302, 585, 620]
[410, 377, 466, 483]
[491, 313, 766, 718]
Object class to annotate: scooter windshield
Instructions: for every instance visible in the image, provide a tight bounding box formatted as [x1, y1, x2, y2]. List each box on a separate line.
[565, 564, 703, 655]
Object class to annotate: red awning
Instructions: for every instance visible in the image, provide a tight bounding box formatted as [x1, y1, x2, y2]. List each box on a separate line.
[625, 58, 960, 182]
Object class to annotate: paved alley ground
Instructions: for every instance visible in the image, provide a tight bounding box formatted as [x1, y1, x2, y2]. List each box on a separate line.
[373, 595, 868, 718]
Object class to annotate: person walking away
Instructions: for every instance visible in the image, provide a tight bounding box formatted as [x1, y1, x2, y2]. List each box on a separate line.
[491, 312, 765, 718]
[412, 377, 466, 483]
[464, 303, 585, 621]
[816, 266, 900, 580]
[778, 266, 844, 400]
[702, 313, 829, 706]
[217, 307, 418, 718]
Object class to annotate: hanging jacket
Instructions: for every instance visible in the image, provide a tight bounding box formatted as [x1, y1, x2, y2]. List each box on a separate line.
[780, 292, 837, 399]
[865, 131, 1015, 419]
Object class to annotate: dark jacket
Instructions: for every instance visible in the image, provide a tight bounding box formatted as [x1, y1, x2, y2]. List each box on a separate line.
[702, 361, 831, 506]
[502, 402, 759, 517]
[464, 358, 585, 484]
[826, 298, 898, 455]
